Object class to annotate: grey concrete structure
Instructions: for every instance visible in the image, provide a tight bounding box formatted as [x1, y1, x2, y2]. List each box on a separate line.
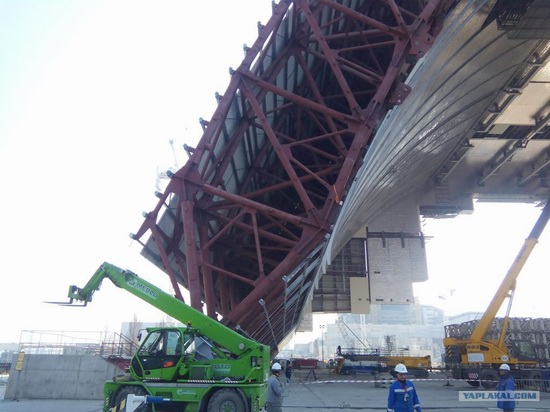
[4, 354, 117, 400]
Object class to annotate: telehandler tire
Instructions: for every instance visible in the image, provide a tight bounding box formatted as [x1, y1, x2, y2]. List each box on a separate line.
[112, 385, 152, 412]
[207, 388, 246, 412]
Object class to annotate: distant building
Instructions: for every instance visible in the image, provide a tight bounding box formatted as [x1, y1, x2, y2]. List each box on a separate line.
[1, 349, 14, 366]
[284, 304, 447, 364]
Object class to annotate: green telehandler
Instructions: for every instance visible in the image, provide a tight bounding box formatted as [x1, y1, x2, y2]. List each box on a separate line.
[63, 262, 271, 412]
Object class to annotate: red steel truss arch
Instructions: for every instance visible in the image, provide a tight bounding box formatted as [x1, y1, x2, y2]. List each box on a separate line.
[131, 0, 455, 351]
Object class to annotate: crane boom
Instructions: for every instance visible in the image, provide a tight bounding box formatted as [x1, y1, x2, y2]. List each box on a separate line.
[469, 199, 550, 342]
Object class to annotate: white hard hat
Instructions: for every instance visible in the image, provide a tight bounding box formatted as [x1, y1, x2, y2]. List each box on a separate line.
[272, 362, 282, 371]
[394, 363, 408, 374]
[499, 363, 510, 371]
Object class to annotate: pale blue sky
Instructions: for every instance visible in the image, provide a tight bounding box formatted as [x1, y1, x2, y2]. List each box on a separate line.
[0, 1, 548, 344]
[0, 0, 273, 343]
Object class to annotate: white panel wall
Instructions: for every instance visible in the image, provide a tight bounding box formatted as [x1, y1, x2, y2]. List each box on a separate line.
[363, 193, 428, 303]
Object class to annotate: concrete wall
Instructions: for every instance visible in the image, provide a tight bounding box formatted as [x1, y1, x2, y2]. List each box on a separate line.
[5, 354, 117, 400]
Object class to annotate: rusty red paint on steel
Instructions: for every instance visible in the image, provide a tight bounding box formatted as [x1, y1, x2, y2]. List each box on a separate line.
[132, 0, 455, 348]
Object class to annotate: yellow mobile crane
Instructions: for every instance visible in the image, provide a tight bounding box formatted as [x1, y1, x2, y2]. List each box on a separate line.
[443, 199, 550, 388]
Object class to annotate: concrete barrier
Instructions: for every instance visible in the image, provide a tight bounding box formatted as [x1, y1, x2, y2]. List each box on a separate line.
[5, 354, 117, 400]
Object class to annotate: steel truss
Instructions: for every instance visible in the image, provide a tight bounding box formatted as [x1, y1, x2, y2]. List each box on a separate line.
[132, 0, 455, 351]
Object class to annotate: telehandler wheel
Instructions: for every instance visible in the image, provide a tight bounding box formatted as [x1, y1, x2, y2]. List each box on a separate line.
[207, 388, 246, 412]
[112, 385, 152, 412]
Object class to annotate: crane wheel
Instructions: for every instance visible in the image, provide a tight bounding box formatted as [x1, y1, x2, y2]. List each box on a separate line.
[525, 371, 542, 390]
[207, 388, 246, 412]
[413, 369, 429, 379]
[480, 369, 498, 389]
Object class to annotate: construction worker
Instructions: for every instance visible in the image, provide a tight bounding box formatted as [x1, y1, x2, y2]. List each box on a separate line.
[285, 363, 292, 384]
[496, 364, 516, 412]
[266, 362, 284, 412]
[387, 363, 422, 412]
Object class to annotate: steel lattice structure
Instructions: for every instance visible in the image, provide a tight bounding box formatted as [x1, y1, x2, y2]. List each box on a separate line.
[131, 0, 455, 352]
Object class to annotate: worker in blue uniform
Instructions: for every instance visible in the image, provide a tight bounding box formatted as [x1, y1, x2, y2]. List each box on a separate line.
[387, 363, 422, 412]
[496, 363, 516, 412]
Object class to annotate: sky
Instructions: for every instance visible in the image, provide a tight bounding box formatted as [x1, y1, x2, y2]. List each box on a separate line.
[1, 1, 549, 345]
[0, 0, 275, 344]
[416, 201, 550, 320]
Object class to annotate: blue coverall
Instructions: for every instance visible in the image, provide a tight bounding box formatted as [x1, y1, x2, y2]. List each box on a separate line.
[496, 374, 516, 411]
[387, 378, 422, 412]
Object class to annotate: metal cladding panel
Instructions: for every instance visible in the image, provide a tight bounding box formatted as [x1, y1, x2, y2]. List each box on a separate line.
[368, 236, 428, 283]
[326, 0, 550, 262]
[296, 308, 313, 333]
[439, 139, 550, 197]
[494, 81, 550, 125]
[367, 236, 425, 304]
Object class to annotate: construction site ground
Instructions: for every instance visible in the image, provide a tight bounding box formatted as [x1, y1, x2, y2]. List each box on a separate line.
[1, 369, 549, 411]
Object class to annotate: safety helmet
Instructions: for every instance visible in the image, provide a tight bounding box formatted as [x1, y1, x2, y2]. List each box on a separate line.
[271, 362, 282, 371]
[499, 363, 510, 371]
[394, 363, 408, 374]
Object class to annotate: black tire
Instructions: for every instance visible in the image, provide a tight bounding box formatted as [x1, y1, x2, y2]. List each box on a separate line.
[467, 380, 480, 387]
[112, 385, 152, 412]
[526, 371, 542, 390]
[413, 369, 429, 379]
[207, 388, 246, 412]
[480, 369, 498, 389]
[529, 372, 542, 380]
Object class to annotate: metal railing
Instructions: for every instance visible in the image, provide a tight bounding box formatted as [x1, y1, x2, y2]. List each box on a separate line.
[517, 378, 550, 392]
[17, 330, 138, 358]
